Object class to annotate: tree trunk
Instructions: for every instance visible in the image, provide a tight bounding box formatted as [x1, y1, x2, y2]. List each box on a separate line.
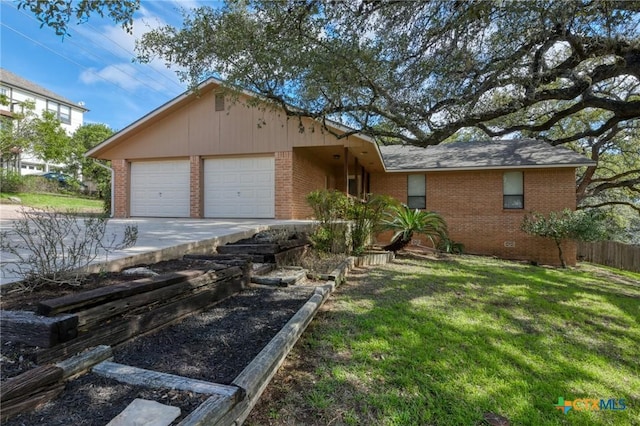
[555, 238, 567, 268]
[383, 236, 411, 252]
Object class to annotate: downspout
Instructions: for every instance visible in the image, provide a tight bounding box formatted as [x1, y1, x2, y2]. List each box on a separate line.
[92, 160, 114, 218]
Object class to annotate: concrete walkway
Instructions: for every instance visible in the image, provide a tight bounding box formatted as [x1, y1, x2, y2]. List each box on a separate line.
[0, 204, 312, 285]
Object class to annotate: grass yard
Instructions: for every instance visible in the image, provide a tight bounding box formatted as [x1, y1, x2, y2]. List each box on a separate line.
[0, 192, 103, 213]
[248, 255, 640, 426]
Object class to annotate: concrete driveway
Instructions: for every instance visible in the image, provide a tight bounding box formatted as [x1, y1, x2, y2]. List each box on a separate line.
[0, 204, 313, 285]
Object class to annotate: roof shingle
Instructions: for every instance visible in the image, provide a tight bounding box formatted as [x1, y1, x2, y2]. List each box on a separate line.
[379, 139, 595, 171]
[0, 68, 86, 110]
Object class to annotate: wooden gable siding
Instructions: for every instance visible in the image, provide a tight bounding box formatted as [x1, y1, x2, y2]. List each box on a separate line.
[96, 91, 349, 160]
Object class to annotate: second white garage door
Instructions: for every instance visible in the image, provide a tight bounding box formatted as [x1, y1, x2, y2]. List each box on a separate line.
[204, 157, 275, 218]
[130, 160, 190, 217]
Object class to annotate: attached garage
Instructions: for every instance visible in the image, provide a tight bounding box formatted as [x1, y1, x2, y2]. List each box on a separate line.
[130, 160, 190, 217]
[204, 157, 275, 218]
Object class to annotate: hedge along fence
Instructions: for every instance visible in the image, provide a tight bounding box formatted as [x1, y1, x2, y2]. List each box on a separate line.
[577, 241, 640, 273]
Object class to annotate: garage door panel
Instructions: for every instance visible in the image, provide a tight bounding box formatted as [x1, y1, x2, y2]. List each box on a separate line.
[130, 161, 190, 217]
[204, 157, 274, 218]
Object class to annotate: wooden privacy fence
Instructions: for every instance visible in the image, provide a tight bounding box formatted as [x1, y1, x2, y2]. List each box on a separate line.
[577, 241, 640, 273]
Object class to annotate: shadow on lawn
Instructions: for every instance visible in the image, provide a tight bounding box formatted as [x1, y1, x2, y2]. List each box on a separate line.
[296, 256, 639, 425]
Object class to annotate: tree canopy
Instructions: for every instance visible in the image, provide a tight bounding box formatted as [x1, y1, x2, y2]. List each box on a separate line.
[17, 0, 140, 36]
[136, 0, 640, 146]
[21, 0, 639, 220]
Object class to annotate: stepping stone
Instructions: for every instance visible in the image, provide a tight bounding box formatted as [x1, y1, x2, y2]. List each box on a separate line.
[106, 398, 180, 426]
[122, 267, 159, 277]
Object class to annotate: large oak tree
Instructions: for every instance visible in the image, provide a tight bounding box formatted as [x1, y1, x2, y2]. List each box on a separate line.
[22, 0, 639, 221]
[135, 0, 639, 214]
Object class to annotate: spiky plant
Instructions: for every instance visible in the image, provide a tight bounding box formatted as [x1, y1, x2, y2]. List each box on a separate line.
[382, 204, 448, 252]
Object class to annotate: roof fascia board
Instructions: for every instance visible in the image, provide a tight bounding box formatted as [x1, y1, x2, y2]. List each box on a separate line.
[385, 162, 595, 173]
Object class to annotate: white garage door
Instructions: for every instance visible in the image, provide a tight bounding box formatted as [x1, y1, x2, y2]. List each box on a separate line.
[130, 160, 190, 217]
[204, 157, 274, 218]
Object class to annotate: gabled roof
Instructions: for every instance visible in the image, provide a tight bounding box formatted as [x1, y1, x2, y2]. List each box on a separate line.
[0, 68, 88, 111]
[86, 77, 380, 158]
[379, 139, 595, 171]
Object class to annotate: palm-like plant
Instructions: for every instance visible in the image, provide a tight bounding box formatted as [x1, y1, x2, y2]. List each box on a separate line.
[382, 204, 448, 252]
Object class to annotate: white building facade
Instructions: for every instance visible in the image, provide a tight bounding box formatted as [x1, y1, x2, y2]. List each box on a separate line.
[0, 68, 87, 175]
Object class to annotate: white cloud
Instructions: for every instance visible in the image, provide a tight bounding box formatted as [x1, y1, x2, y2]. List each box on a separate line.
[80, 64, 145, 91]
[73, 3, 187, 95]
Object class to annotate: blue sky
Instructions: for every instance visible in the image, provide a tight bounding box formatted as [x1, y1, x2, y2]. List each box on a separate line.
[1, 0, 219, 131]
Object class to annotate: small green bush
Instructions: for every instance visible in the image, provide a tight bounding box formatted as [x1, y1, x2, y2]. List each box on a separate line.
[348, 194, 395, 255]
[0, 170, 24, 193]
[382, 204, 449, 252]
[20, 175, 60, 193]
[437, 237, 465, 254]
[306, 190, 351, 253]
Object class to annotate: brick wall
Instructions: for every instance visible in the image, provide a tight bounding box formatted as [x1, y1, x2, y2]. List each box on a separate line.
[370, 168, 577, 266]
[291, 149, 336, 219]
[275, 151, 293, 219]
[189, 155, 202, 218]
[112, 159, 129, 218]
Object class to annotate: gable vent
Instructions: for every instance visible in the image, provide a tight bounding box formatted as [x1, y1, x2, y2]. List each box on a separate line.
[215, 93, 225, 111]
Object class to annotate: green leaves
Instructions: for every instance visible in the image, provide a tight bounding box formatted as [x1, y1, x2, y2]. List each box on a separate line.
[521, 209, 610, 267]
[17, 0, 140, 36]
[382, 204, 449, 251]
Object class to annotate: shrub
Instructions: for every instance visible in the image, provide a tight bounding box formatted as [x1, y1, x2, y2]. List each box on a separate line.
[20, 175, 60, 193]
[521, 209, 608, 268]
[382, 204, 449, 252]
[0, 207, 138, 289]
[306, 190, 350, 253]
[100, 179, 112, 215]
[348, 194, 395, 255]
[437, 237, 465, 254]
[0, 169, 24, 193]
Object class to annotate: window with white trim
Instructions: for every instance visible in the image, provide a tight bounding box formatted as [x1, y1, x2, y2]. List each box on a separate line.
[46, 100, 71, 124]
[503, 171, 524, 209]
[407, 174, 426, 209]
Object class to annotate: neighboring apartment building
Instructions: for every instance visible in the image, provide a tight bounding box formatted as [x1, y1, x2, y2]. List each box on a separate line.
[0, 68, 87, 174]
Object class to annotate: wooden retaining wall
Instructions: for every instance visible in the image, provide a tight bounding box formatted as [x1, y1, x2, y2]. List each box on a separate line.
[0, 261, 250, 421]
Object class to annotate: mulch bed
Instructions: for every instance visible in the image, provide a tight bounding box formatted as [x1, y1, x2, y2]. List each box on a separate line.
[4, 373, 209, 426]
[114, 285, 316, 384]
[1, 255, 322, 424]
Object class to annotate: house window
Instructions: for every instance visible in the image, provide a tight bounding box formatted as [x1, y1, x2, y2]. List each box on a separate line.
[46, 100, 71, 124]
[59, 105, 71, 124]
[215, 93, 225, 111]
[407, 174, 426, 209]
[503, 171, 524, 209]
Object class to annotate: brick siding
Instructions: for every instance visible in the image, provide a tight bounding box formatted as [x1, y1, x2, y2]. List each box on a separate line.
[275, 151, 293, 219]
[370, 168, 577, 266]
[112, 159, 129, 218]
[291, 149, 338, 219]
[189, 155, 202, 218]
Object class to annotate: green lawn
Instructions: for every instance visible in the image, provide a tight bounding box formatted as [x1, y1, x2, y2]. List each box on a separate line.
[0, 192, 103, 212]
[249, 255, 640, 425]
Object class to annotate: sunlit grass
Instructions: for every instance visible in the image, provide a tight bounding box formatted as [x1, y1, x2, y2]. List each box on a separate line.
[261, 255, 640, 425]
[0, 192, 103, 212]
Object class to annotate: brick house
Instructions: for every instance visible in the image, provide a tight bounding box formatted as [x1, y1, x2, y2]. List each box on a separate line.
[87, 78, 594, 266]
